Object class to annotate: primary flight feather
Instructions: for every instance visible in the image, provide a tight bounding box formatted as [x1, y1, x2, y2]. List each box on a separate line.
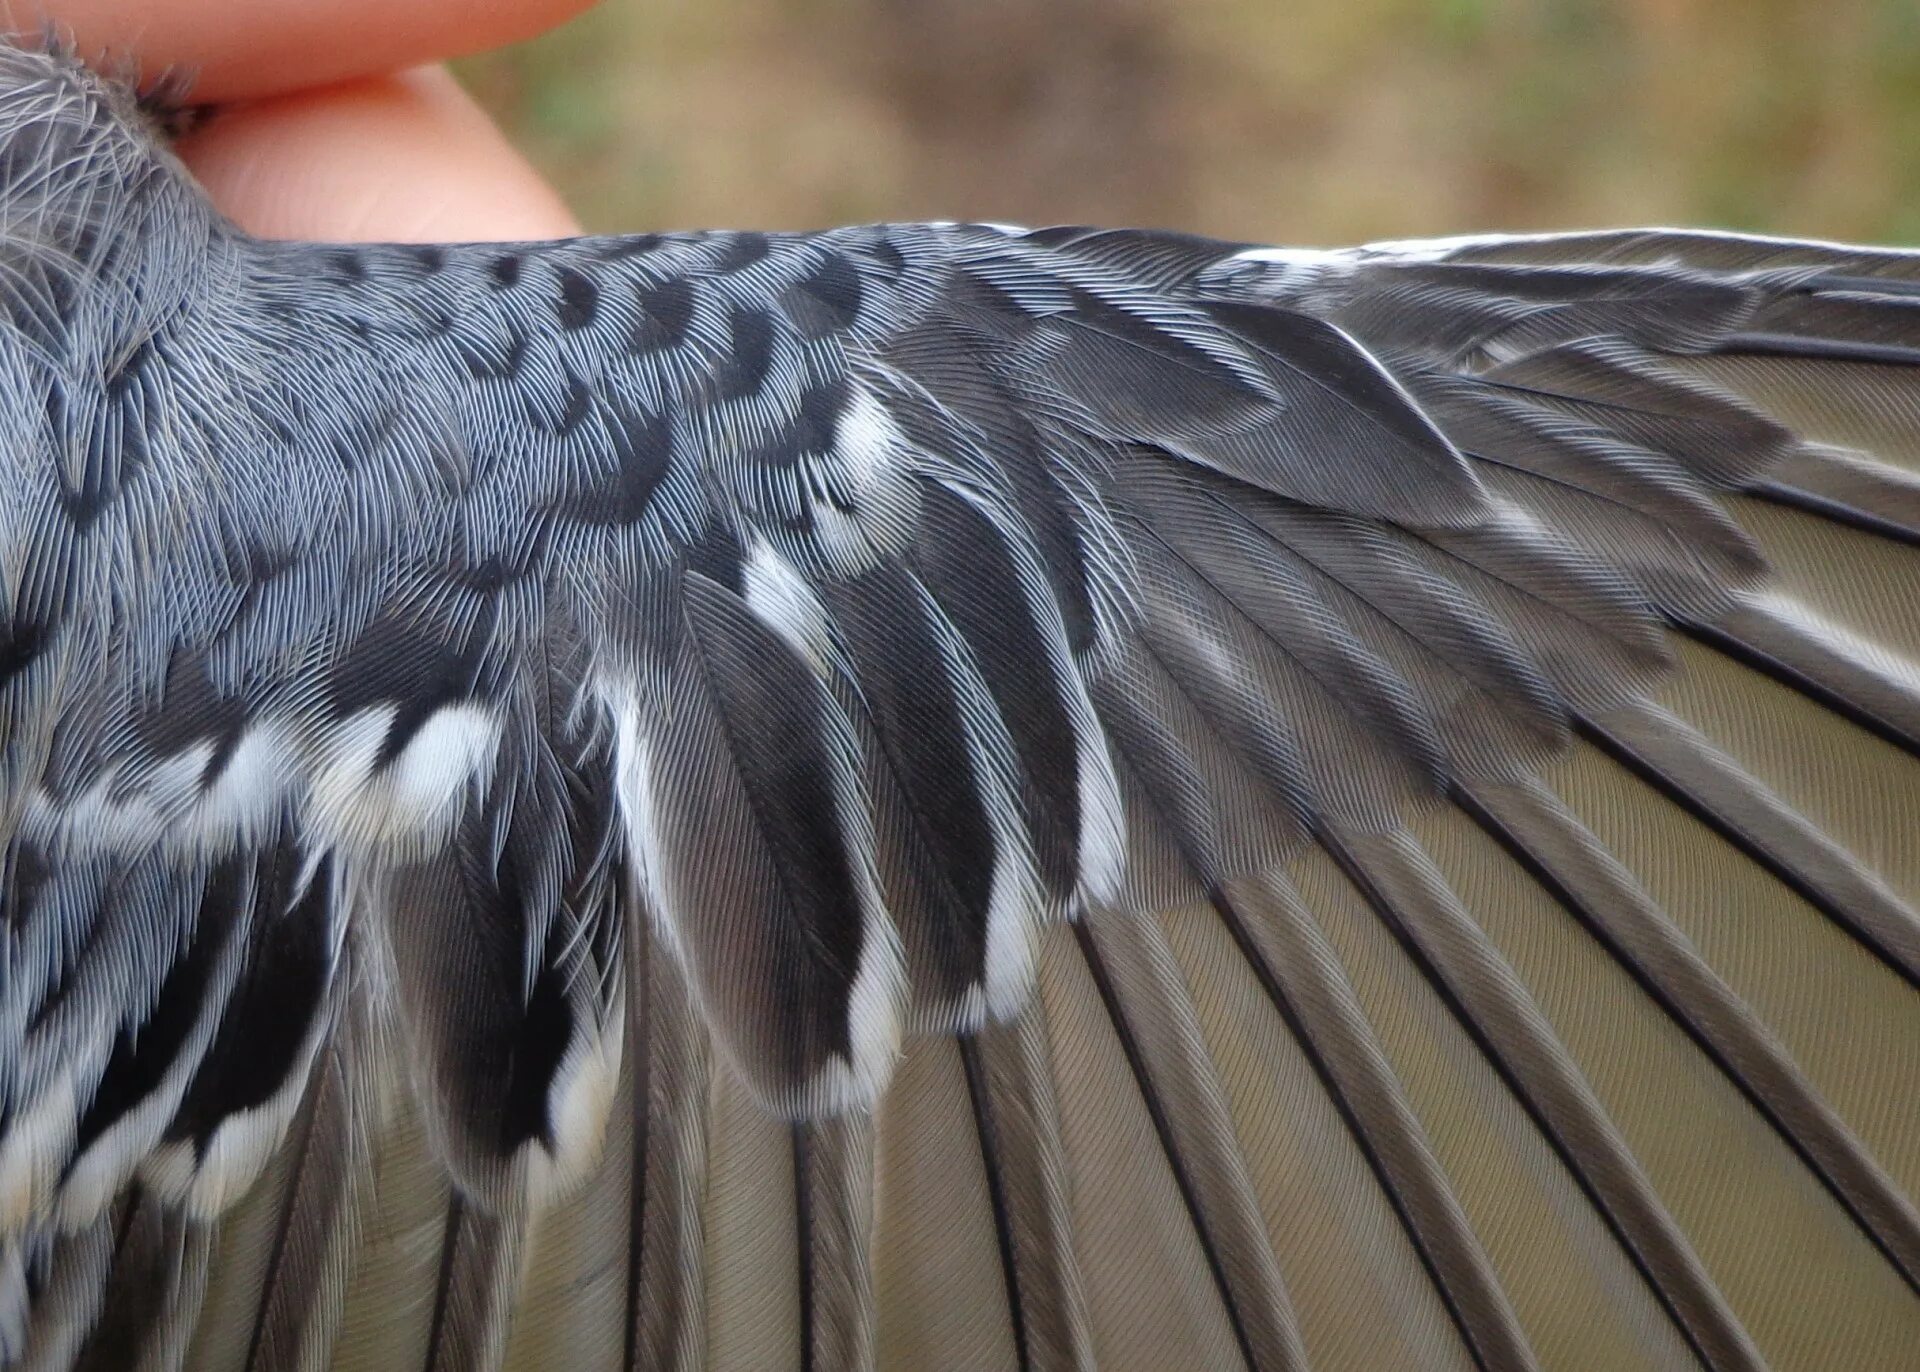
[0, 36, 1917, 1371]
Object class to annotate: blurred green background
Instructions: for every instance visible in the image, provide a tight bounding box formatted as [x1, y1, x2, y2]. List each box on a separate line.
[458, 0, 1920, 246]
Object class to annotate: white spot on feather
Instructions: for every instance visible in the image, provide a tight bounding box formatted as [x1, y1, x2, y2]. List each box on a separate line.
[307, 703, 500, 854]
[20, 721, 300, 859]
[758, 698, 906, 1114]
[57, 1098, 171, 1230]
[147, 1097, 304, 1220]
[1233, 231, 1554, 272]
[1074, 723, 1128, 908]
[834, 385, 907, 488]
[144, 1006, 333, 1219]
[185, 720, 296, 853]
[811, 910, 907, 1113]
[604, 684, 677, 958]
[741, 537, 836, 670]
[25, 744, 212, 853]
[0, 1073, 76, 1233]
[529, 1010, 622, 1205]
[979, 842, 1041, 1022]
[802, 383, 920, 576]
[901, 576, 1050, 1028]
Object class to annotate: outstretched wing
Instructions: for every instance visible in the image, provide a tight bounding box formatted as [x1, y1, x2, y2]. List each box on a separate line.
[3, 41, 1918, 1372]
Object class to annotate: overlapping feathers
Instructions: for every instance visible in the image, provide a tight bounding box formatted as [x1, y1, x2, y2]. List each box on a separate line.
[2, 38, 1918, 1372]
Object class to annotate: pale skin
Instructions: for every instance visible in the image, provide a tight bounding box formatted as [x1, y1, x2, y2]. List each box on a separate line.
[7, 0, 592, 242]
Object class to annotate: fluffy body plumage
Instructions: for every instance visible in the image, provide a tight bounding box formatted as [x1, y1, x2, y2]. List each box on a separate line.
[1, 36, 1917, 1371]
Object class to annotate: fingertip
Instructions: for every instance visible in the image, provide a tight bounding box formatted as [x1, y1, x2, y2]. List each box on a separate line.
[14, 0, 601, 101]
[176, 65, 580, 243]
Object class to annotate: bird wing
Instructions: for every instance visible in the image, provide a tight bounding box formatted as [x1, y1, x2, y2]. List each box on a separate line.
[2, 45, 1918, 1372]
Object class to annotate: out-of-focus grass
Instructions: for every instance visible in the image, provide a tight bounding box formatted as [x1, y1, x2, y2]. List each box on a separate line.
[457, 0, 1920, 245]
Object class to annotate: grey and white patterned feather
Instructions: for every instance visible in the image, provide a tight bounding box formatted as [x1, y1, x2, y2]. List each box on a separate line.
[3, 35, 1919, 1372]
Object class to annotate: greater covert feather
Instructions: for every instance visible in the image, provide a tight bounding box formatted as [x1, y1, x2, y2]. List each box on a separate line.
[1, 34, 1918, 1372]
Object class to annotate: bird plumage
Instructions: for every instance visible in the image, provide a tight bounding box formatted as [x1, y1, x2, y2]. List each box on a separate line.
[0, 35, 1917, 1370]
